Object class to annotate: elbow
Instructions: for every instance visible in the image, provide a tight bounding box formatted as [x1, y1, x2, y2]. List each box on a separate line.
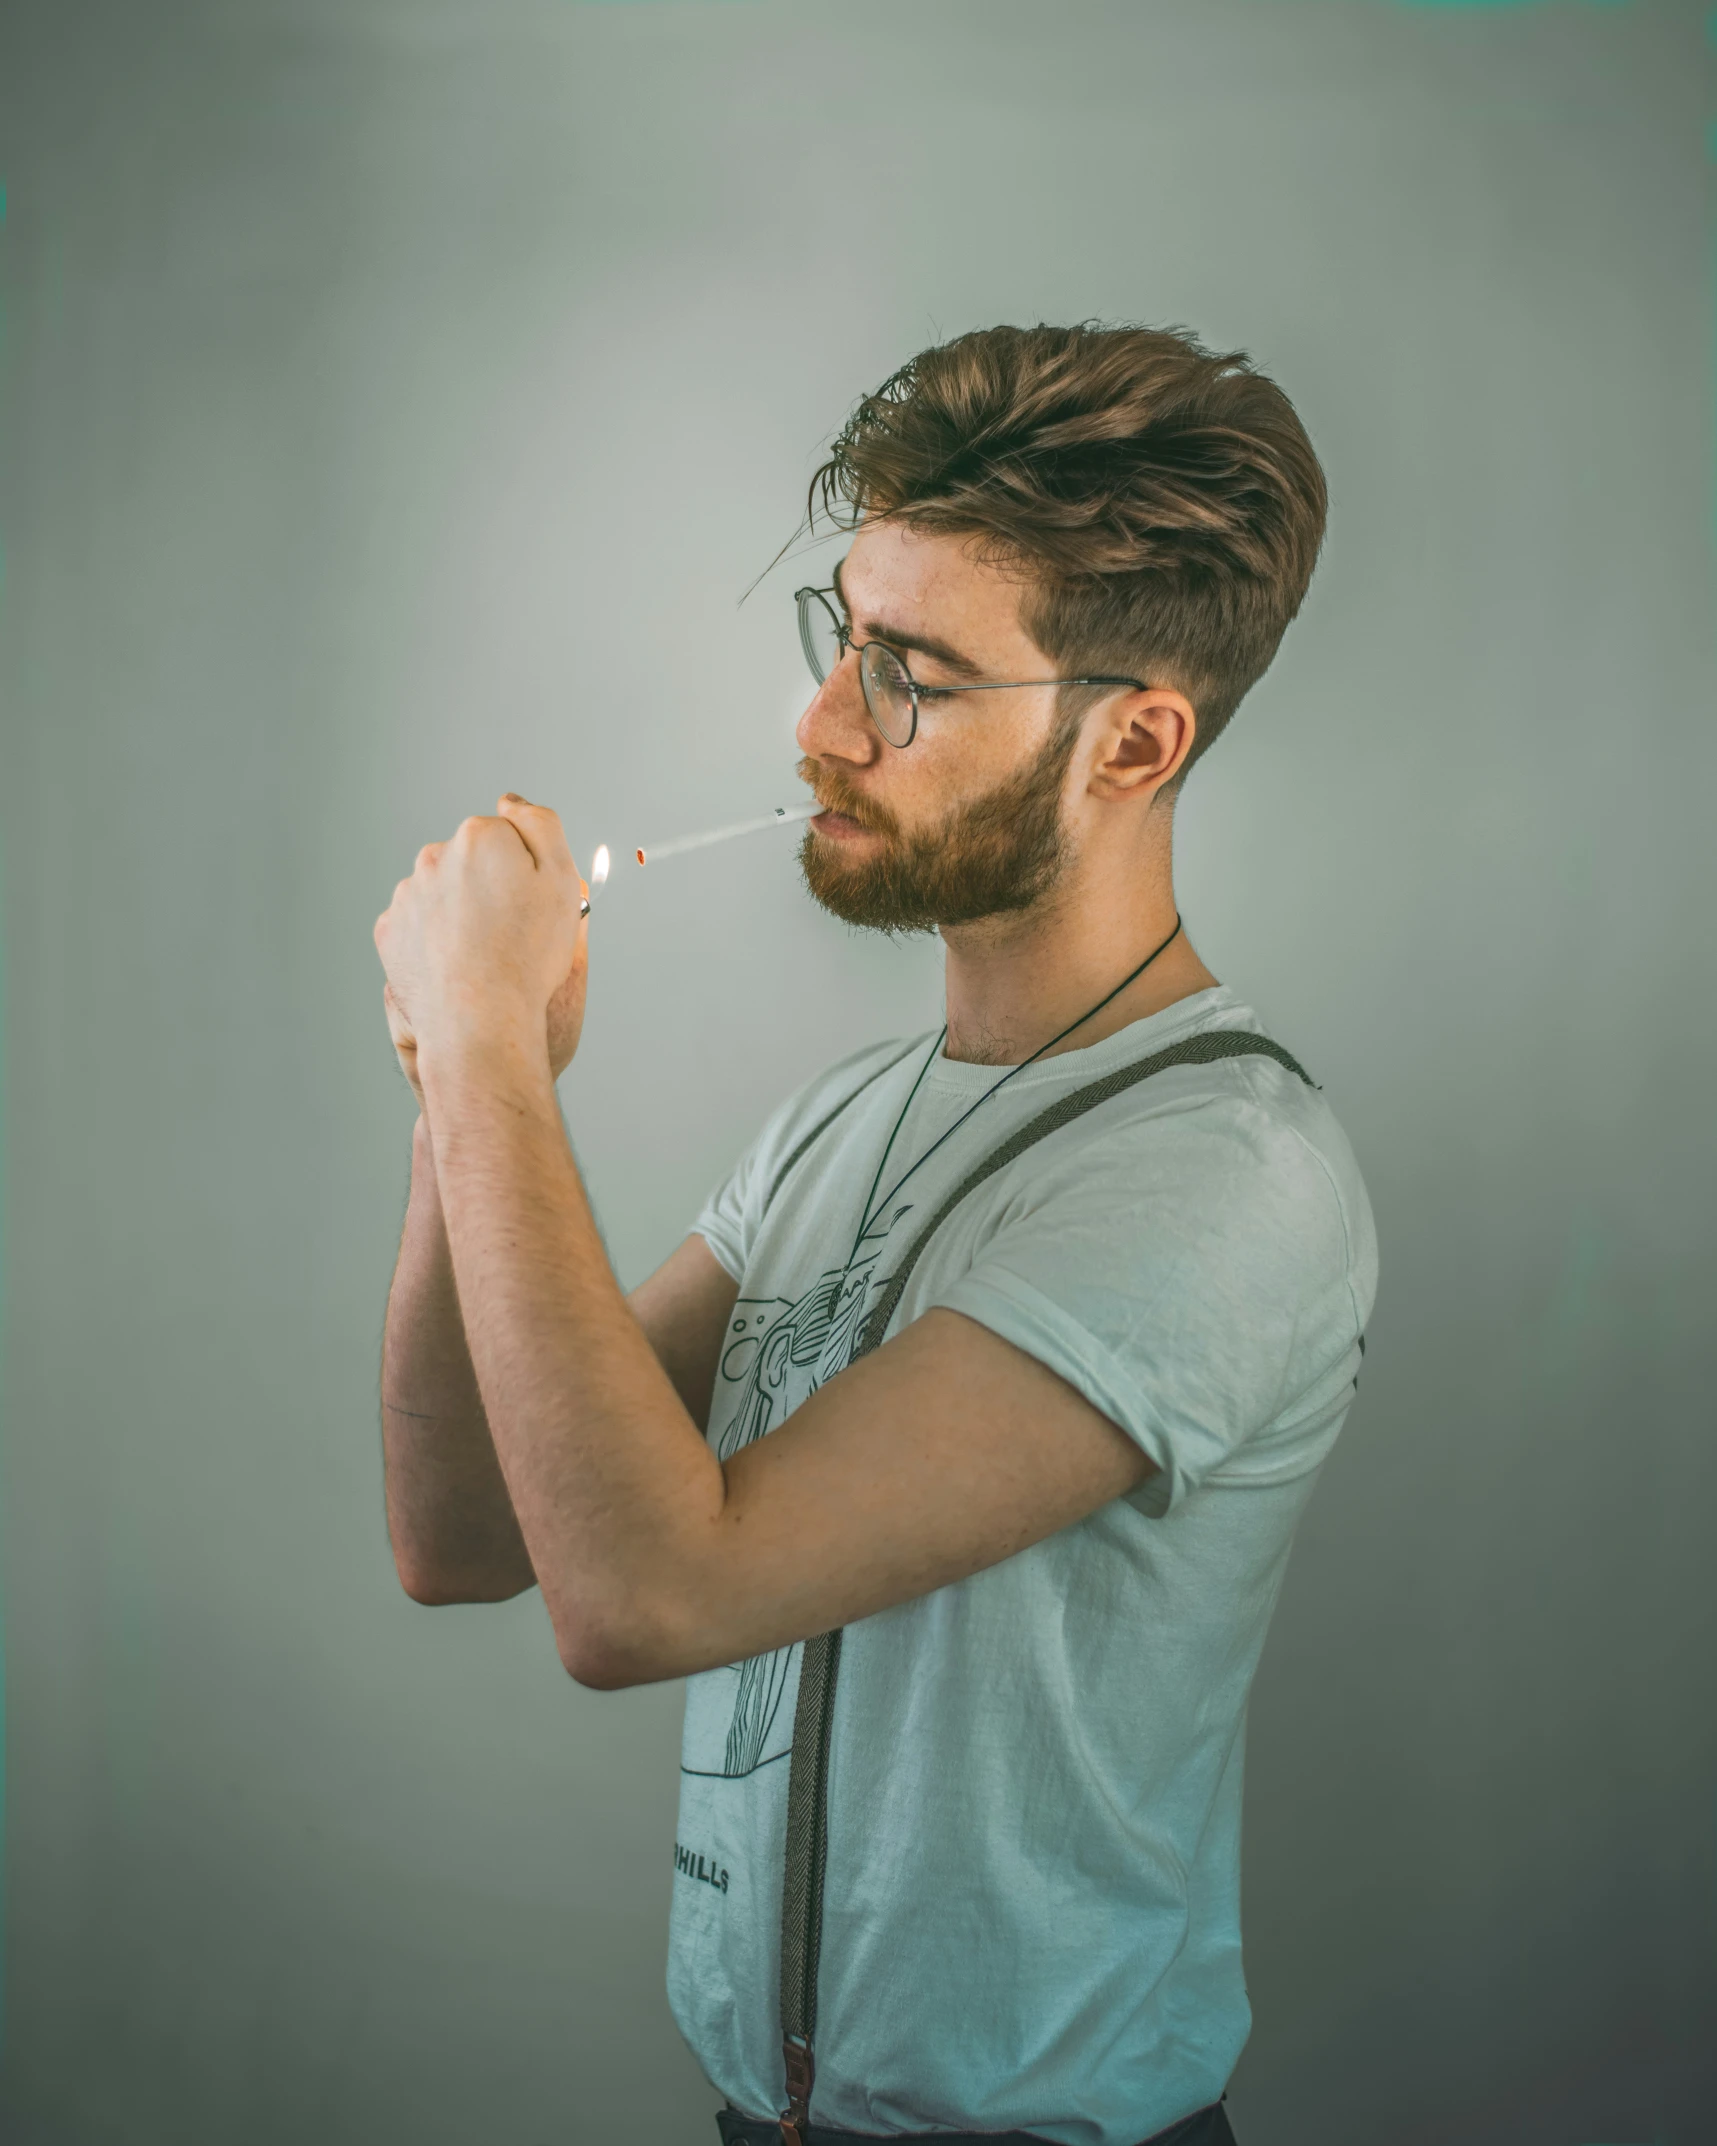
[557, 1622, 654, 1690]
[394, 1553, 533, 1608]
[559, 1639, 637, 1691]
[389, 1524, 463, 1606]
[399, 1569, 469, 1607]
[555, 1599, 685, 1691]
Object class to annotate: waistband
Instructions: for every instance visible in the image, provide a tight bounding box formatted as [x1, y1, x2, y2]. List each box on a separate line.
[715, 2100, 1236, 2146]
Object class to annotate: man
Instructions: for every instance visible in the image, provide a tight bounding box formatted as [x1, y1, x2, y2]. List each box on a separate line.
[374, 323, 1378, 2146]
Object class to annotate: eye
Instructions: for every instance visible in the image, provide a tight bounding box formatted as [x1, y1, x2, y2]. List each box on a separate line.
[913, 685, 956, 704]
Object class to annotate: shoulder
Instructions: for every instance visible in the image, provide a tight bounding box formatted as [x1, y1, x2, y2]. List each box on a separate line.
[915, 1003, 1377, 1491]
[1068, 1007, 1378, 1311]
[993, 999, 1376, 1294]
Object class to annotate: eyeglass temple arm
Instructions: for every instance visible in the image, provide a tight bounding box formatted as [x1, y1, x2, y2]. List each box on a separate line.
[925, 674, 1147, 696]
[797, 589, 1145, 695]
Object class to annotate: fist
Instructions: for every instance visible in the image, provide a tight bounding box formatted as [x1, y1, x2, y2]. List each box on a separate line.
[374, 793, 590, 1080]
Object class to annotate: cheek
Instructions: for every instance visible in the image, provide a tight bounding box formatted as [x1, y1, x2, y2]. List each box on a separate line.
[906, 715, 1027, 805]
[873, 752, 951, 832]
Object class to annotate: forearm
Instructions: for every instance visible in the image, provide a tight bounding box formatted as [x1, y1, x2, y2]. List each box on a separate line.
[381, 1116, 537, 1602]
[421, 1037, 725, 1682]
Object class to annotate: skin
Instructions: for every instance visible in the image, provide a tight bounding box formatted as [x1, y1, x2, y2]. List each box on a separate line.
[376, 519, 1218, 1688]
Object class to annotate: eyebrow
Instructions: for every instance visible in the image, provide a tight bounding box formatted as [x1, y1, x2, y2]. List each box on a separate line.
[831, 554, 987, 680]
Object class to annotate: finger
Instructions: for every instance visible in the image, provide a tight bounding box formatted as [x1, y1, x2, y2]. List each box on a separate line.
[496, 793, 572, 874]
[495, 795, 546, 866]
[374, 878, 412, 956]
[448, 812, 538, 876]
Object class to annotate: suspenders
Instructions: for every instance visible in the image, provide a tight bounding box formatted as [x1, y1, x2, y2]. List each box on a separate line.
[771, 1029, 1318, 2145]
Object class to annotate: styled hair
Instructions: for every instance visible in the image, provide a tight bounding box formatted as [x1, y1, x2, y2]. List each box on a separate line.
[808, 322, 1328, 777]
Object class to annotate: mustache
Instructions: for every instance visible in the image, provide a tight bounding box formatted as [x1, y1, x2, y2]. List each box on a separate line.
[795, 756, 901, 838]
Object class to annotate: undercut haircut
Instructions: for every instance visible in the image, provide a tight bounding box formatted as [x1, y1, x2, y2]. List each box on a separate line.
[808, 322, 1328, 779]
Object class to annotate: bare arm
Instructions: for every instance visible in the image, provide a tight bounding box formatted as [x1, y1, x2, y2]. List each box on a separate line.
[381, 1116, 738, 1605]
[381, 1118, 533, 1603]
[422, 1034, 1150, 1687]
[373, 799, 1153, 1686]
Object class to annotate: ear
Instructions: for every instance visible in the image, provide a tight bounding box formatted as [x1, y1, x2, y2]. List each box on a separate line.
[1087, 688, 1198, 801]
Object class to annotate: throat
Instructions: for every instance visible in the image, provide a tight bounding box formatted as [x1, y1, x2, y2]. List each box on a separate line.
[938, 922, 1217, 1071]
[943, 1014, 1025, 1067]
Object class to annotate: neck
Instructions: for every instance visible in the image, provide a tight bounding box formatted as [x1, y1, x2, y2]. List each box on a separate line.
[938, 816, 1218, 1066]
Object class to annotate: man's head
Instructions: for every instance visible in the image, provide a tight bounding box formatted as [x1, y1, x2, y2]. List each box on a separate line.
[793, 322, 1326, 934]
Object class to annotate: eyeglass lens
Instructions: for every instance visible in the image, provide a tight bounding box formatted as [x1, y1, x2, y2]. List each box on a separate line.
[798, 588, 845, 687]
[858, 641, 917, 747]
[796, 586, 918, 748]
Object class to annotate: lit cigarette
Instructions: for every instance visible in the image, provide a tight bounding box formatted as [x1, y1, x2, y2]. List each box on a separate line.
[634, 800, 819, 868]
[579, 843, 611, 918]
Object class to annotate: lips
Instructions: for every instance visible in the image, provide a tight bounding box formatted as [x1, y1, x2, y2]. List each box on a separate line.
[797, 756, 892, 838]
[812, 808, 881, 840]
[812, 796, 886, 833]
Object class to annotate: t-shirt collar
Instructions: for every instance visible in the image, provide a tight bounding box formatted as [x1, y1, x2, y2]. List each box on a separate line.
[920, 984, 1244, 1098]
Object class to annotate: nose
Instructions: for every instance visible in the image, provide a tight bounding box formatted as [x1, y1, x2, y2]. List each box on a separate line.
[795, 655, 883, 767]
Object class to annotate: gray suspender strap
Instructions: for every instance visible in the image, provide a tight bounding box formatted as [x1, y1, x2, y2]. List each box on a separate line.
[775, 1028, 1317, 2145]
[853, 1030, 1317, 1361]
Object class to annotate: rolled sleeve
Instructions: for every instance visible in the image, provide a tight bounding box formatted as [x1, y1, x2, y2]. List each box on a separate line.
[924, 1098, 1358, 1513]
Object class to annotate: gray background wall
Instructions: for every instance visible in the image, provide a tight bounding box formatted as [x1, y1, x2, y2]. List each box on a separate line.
[2, 3, 1712, 2141]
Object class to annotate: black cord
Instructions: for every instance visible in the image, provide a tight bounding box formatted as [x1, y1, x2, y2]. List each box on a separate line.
[845, 914, 1184, 1265]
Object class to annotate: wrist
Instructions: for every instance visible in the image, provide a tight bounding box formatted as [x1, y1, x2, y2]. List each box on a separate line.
[419, 1024, 555, 1119]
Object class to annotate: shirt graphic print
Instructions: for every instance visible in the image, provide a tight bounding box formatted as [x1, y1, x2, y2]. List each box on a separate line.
[683, 1193, 916, 1783]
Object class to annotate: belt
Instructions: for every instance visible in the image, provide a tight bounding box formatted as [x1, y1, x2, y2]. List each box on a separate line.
[716, 2097, 1237, 2146]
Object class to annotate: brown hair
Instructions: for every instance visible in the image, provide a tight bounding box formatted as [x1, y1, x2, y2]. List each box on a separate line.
[808, 322, 1327, 778]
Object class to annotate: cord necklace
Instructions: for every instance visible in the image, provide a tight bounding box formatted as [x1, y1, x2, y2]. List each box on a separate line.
[845, 913, 1184, 1269]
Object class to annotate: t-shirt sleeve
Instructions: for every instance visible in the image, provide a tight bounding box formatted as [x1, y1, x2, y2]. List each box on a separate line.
[928, 1091, 1366, 1515]
[688, 1147, 755, 1284]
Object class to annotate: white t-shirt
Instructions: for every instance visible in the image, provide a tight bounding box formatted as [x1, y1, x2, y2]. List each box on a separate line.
[669, 986, 1378, 2144]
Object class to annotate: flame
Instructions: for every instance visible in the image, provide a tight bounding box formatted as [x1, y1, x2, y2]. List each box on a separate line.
[590, 844, 611, 888]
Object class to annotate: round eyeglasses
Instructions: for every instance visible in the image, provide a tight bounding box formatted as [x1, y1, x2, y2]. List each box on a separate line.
[795, 584, 1147, 749]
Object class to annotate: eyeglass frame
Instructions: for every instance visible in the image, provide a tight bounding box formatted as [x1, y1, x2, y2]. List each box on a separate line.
[795, 584, 1147, 750]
